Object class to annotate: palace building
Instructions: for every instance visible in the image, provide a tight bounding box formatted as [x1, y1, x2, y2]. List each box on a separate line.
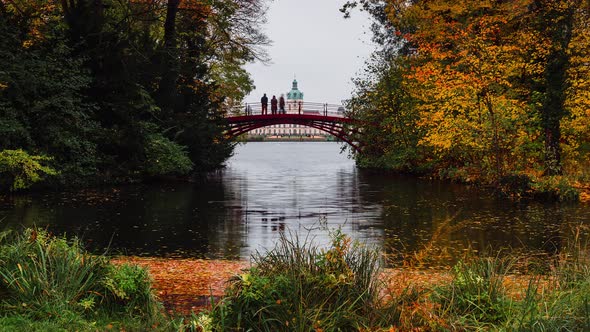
[251, 79, 325, 138]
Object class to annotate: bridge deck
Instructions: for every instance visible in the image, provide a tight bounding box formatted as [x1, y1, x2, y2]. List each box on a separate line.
[227, 113, 355, 123]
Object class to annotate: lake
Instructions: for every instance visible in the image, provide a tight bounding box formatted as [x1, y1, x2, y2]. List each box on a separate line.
[1, 142, 589, 266]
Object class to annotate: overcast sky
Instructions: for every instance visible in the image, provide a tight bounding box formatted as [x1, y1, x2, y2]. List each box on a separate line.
[243, 0, 375, 105]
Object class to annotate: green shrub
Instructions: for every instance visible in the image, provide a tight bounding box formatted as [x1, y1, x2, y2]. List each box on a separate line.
[144, 132, 194, 177]
[0, 228, 107, 316]
[0, 149, 57, 191]
[498, 173, 533, 199]
[103, 263, 159, 318]
[437, 166, 471, 183]
[531, 176, 580, 202]
[488, 227, 590, 331]
[510, 254, 590, 331]
[510, 277, 590, 331]
[206, 228, 399, 331]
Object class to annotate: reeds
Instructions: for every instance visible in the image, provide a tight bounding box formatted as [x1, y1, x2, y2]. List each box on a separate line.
[506, 225, 590, 331]
[430, 256, 515, 329]
[4, 225, 590, 331]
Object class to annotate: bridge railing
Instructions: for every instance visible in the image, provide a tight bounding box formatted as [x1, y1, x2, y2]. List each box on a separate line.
[228, 102, 347, 117]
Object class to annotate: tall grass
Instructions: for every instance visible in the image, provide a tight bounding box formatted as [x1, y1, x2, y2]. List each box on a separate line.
[0, 228, 166, 330]
[204, 228, 400, 331]
[6, 224, 586, 331]
[0, 229, 106, 315]
[422, 225, 590, 331]
[193, 224, 590, 331]
[507, 225, 590, 331]
[431, 256, 515, 329]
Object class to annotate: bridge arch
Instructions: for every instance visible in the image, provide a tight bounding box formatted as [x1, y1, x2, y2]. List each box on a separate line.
[225, 113, 362, 153]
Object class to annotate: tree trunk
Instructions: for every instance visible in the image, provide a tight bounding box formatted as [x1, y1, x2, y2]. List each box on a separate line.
[540, 4, 574, 176]
[157, 0, 181, 113]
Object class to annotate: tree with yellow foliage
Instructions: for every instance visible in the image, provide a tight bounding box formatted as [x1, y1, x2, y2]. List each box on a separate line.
[403, 0, 544, 181]
[346, 0, 589, 198]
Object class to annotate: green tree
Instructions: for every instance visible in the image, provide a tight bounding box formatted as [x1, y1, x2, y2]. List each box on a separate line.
[0, 5, 99, 185]
[0, 0, 271, 190]
[346, 57, 423, 171]
[562, 4, 590, 177]
[0, 150, 57, 191]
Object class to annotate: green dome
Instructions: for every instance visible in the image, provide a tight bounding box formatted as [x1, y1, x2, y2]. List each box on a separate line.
[287, 79, 304, 100]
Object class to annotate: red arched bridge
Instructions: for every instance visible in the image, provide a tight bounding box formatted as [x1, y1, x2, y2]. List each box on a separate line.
[225, 102, 362, 152]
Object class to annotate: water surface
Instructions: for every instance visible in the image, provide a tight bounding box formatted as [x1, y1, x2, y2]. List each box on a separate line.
[1, 142, 589, 266]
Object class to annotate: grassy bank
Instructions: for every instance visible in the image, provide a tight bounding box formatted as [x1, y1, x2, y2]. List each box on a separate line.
[3, 227, 590, 331]
[192, 227, 590, 331]
[0, 228, 174, 331]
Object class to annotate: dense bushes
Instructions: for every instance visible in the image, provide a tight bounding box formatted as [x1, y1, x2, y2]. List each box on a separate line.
[498, 173, 580, 202]
[3, 227, 590, 330]
[1, 1, 268, 191]
[433, 258, 513, 327]
[345, 1, 590, 202]
[427, 255, 590, 331]
[400, 225, 590, 331]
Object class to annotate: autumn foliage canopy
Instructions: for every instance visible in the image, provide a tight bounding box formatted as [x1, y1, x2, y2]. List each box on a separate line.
[346, 0, 590, 197]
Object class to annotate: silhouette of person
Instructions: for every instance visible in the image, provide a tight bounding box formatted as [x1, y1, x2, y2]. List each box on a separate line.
[271, 95, 278, 115]
[261, 93, 268, 114]
[279, 94, 285, 114]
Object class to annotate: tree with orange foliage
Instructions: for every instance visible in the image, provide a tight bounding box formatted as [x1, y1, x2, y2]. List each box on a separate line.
[402, 0, 547, 181]
[346, 0, 590, 196]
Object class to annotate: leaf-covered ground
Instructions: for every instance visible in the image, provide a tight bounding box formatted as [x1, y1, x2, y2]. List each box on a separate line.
[112, 257, 540, 317]
[111, 257, 248, 315]
[111, 257, 457, 315]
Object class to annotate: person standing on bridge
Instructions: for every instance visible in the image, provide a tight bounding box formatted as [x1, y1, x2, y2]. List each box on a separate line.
[261, 93, 268, 114]
[271, 95, 278, 114]
[279, 94, 285, 114]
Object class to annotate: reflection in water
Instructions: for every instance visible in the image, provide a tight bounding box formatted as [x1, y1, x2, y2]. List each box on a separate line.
[355, 172, 581, 264]
[222, 142, 374, 257]
[1, 142, 589, 266]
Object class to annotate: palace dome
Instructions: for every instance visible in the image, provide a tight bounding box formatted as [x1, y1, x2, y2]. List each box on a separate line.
[286, 79, 304, 100]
